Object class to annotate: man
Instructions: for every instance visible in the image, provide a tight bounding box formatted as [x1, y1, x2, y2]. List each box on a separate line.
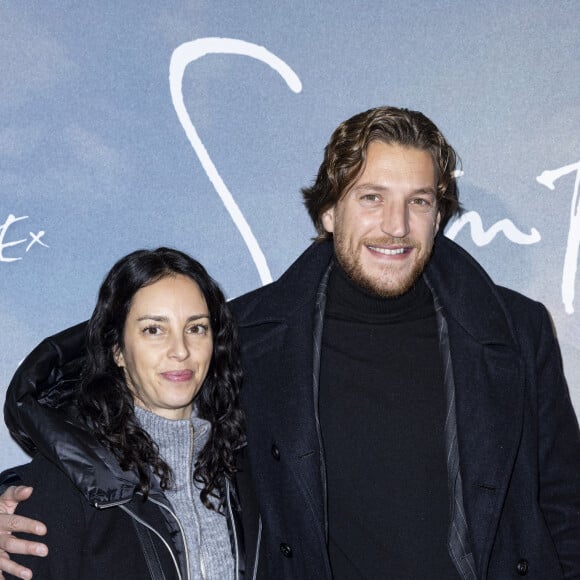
[1, 106, 580, 579]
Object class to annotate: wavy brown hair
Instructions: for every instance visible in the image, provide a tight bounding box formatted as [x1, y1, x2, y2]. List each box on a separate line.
[77, 247, 244, 511]
[302, 106, 461, 238]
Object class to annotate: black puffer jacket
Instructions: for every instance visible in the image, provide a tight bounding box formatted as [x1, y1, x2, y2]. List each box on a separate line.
[3, 323, 251, 579]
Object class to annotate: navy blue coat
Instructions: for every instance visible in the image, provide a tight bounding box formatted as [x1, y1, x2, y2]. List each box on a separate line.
[232, 236, 580, 579]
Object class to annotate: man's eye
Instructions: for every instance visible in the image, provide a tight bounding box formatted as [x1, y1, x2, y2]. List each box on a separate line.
[361, 194, 381, 202]
[409, 198, 435, 212]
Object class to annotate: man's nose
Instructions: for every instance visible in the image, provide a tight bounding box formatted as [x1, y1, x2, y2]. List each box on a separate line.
[380, 201, 409, 238]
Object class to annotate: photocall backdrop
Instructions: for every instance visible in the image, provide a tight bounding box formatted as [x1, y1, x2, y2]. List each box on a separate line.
[1, 1, 579, 469]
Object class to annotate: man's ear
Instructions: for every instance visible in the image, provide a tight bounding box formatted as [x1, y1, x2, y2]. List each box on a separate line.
[113, 346, 125, 368]
[434, 210, 441, 237]
[321, 206, 336, 234]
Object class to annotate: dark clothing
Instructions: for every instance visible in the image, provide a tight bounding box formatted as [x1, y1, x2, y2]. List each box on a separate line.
[6, 455, 184, 579]
[320, 265, 456, 578]
[231, 236, 580, 579]
[2, 324, 247, 579]
[4, 236, 580, 579]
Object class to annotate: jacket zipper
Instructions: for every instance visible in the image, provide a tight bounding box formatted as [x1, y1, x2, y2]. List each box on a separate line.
[189, 422, 208, 579]
[225, 478, 240, 578]
[252, 516, 262, 580]
[119, 501, 184, 580]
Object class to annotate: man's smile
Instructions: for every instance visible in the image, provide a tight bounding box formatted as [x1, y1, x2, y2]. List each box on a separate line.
[366, 245, 411, 256]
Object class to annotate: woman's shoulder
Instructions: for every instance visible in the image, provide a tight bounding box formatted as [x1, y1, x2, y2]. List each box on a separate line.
[14, 454, 86, 517]
[17, 454, 71, 485]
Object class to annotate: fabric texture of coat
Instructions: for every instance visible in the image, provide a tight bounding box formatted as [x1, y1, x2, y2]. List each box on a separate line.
[4, 454, 187, 579]
[231, 236, 580, 579]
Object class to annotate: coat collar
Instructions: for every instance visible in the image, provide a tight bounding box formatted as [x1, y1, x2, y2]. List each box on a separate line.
[238, 234, 518, 353]
[425, 234, 518, 350]
[233, 240, 335, 326]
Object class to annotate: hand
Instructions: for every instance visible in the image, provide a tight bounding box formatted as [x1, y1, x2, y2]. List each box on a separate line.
[0, 486, 47, 580]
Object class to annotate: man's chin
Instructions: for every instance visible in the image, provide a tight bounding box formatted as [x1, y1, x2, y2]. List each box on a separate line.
[350, 269, 420, 298]
[369, 277, 418, 298]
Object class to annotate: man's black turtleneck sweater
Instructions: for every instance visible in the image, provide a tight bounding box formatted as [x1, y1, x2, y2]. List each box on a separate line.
[319, 262, 459, 579]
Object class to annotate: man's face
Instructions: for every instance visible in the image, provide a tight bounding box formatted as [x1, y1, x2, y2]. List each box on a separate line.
[322, 141, 441, 297]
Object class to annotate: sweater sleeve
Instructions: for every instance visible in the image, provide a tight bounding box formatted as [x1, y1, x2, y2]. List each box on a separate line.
[7, 455, 87, 580]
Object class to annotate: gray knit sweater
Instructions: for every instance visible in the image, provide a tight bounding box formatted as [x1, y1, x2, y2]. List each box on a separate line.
[135, 406, 235, 580]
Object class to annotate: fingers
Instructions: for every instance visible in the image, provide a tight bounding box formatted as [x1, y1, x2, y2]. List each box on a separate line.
[0, 513, 46, 538]
[0, 529, 48, 555]
[0, 487, 48, 579]
[0, 487, 46, 538]
[0, 519, 47, 580]
[5, 487, 34, 503]
[0, 487, 34, 514]
[0, 550, 34, 580]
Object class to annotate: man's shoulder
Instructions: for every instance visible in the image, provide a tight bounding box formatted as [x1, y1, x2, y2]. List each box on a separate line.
[2, 455, 80, 504]
[431, 236, 551, 342]
[447, 236, 548, 319]
[495, 284, 544, 311]
[231, 240, 334, 324]
[494, 284, 551, 337]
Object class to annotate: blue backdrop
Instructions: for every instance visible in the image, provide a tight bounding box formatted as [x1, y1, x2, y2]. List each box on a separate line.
[2, 1, 579, 469]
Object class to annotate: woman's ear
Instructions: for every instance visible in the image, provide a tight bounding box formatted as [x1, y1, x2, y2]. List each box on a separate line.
[113, 346, 125, 368]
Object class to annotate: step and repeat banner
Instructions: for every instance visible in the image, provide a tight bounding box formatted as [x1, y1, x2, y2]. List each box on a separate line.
[1, 1, 579, 469]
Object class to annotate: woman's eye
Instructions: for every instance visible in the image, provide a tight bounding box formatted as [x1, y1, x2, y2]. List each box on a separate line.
[143, 326, 162, 335]
[188, 324, 209, 335]
[361, 194, 380, 202]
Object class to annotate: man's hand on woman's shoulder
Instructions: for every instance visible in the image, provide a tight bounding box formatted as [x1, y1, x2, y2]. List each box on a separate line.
[0, 486, 47, 580]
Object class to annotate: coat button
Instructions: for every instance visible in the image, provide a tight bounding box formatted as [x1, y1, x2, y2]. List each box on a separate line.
[516, 559, 529, 576]
[271, 444, 280, 460]
[280, 543, 293, 558]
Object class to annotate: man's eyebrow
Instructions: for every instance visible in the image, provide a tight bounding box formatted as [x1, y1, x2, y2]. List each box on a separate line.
[350, 183, 389, 192]
[350, 183, 436, 194]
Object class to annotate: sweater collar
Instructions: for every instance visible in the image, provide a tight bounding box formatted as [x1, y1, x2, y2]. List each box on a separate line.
[134, 405, 212, 464]
[327, 259, 434, 323]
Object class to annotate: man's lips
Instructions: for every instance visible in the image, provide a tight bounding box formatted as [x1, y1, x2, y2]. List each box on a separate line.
[161, 370, 194, 382]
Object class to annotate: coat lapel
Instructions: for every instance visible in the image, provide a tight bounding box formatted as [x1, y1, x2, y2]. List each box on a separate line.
[235, 242, 335, 535]
[427, 236, 525, 576]
[446, 319, 524, 574]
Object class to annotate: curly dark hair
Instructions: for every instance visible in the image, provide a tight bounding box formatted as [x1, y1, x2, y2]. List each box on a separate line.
[77, 247, 244, 511]
[302, 106, 461, 238]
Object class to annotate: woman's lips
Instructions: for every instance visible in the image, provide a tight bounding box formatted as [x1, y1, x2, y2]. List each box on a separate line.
[161, 370, 194, 382]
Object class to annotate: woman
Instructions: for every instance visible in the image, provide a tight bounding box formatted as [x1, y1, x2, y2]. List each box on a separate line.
[3, 247, 245, 579]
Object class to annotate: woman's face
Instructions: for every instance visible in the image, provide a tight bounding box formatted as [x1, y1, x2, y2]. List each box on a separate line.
[114, 274, 213, 420]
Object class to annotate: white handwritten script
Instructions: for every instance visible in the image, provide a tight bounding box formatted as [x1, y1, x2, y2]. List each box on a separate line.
[536, 161, 580, 314]
[168, 37, 579, 314]
[446, 212, 541, 246]
[446, 161, 580, 313]
[169, 37, 303, 285]
[0, 214, 49, 262]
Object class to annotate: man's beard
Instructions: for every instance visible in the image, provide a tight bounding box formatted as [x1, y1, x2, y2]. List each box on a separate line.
[334, 236, 434, 298]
